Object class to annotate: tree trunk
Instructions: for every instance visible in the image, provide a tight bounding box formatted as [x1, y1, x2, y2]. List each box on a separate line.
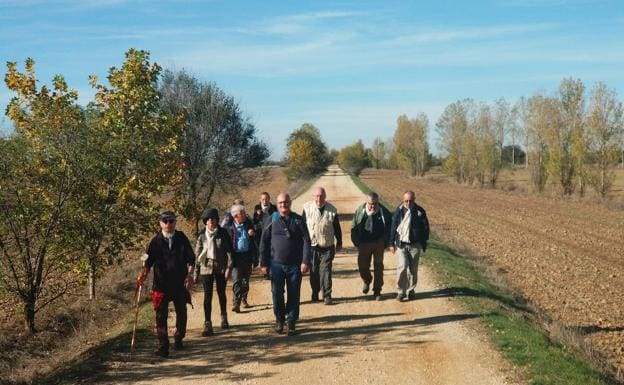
[24, 297, 36, 333]
[88, 260, 96, 300]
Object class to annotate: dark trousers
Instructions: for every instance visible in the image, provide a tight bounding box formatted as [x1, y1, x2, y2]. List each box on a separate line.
[201, 273, 227, 322]
[310, 245, 335, 298]
[154, 290, 187, 351]
[271, 261, 302, 323]
[232, 251, 252, 305]
[357, 239, 385, 294]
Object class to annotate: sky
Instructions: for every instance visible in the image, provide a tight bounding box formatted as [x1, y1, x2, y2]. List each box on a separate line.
[1, 0, 623, 159]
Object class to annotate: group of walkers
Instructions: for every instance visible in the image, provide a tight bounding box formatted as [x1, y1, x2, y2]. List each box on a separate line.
[136, 189, 429, 358]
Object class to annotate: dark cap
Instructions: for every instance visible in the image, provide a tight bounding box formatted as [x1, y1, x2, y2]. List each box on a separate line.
[159, 210, 177, 221]
[201, 208, 219, 224]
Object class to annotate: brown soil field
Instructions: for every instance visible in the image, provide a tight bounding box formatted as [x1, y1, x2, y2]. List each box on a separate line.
[360, 168, 624, 372]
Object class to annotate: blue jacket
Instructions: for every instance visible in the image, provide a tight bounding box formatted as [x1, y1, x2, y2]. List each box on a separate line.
[260, 212, 311, 267]
[390, 203, 429, 251]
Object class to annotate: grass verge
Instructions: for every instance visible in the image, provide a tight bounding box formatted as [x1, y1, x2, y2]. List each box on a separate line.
[351, 174, 616, 385]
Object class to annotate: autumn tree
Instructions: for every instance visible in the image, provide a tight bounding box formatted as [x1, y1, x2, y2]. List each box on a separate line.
[370, 137, 387, 169]
[524, 95, 552, 192]
[159, 70, 269, 234]
[585, 82, 623, 197]
[285, 123, 331, 179]
[437, 100, 470, 183]
[393, 113, 430, 176]
[336, 140, 371, 175]
[1, 59, 86, 331]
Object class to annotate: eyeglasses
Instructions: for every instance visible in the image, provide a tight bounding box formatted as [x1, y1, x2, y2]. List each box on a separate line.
[162, 219, 176, 224]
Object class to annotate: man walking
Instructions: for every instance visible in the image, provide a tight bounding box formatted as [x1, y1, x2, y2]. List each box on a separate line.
[137, 211, 195, 358]
[390, 191, 429, 301]
[224, 204, 258, 312]
[253, 192, 277, 280]
[260, 192, 311, 336]
[350, 192, 392, 301]
[302, 187, 342, 305]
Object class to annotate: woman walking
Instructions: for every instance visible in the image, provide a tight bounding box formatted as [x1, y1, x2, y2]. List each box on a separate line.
[194, 208, 233, 336]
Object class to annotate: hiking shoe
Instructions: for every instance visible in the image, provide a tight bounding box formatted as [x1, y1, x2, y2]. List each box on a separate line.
[201, 322, 213, 337]
[173, 339, 184, 350]
[311, 293, 320, 302]
[324, 296, 333, 305]
[362, 282, 370, 294]
[396, 293, 405, 302]
[221, 316, 229, 329]
[154, 348, 169, 358]
[287, 321, 296, 336]
[407, 291, 416, 301]
[374, 293, 382, 301]
[274, 321, 284, 334]
[232, 304, 241, 313]
[241, 299, 250, 308]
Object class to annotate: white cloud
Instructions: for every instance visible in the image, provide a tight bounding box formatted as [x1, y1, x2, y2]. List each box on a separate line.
[240, 10, 366, 37]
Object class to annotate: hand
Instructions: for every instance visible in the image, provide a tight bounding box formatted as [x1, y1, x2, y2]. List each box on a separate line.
[389, 246, 396, 253]
[184, 276, 194, 291]
[248, 228, 256, 237]
[260, 266, 268, 275]
[300, 263, 309, 274]
[225, 269, 231, 280]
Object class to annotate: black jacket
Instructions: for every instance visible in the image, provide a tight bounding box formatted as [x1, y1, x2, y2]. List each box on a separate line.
[260, 212, 311, 267]
[145, 230, 196, 294]
[390, 203, 430, 251]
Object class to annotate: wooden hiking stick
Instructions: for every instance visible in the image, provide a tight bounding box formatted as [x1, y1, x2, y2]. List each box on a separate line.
[130, 281, 143, 355]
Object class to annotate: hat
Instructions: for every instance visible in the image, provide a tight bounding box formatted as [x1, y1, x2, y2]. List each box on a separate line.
[159, 210, 177, 221]
[201, 208, 219, 224]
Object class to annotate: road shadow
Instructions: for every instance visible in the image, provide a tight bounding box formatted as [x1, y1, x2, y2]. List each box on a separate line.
[36, 308, 479, 385]
[414, 286, 532, 313]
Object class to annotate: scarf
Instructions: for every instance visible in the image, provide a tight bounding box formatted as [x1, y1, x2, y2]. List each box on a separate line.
[364, 206, 378, 233]
[196, 227, 218, 269]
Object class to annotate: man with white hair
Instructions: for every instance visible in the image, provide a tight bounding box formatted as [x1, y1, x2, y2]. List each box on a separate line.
[224, 204, 258, 313]
[390, 191, 429, 301]
[301, 187, 342, 305]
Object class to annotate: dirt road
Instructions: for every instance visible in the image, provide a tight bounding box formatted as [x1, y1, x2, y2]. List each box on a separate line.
[101, 166, 516, 385]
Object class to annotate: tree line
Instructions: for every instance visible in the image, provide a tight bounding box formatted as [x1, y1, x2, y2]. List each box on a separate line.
[0, 49, 269, 332]
[328, 78, 624, 198]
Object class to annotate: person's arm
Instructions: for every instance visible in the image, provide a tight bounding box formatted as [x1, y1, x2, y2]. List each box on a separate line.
[259, 223, 272, 271]
[300, 220, 311, 273]
[350, 205, 361, 247]
[137, 238, 155, 286]
[333, 213, 342, 251]
[389, 207, 400, 253]
[222, 229, 234, 279]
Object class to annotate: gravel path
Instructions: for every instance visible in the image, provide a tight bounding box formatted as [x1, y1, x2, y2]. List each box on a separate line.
[101, 166, 517, 385]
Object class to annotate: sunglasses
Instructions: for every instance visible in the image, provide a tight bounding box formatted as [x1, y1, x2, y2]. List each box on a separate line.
[162, 219, 176, 224]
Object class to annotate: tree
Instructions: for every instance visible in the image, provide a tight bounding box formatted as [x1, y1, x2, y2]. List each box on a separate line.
[285, 123, 331, 179]
[556, 78, 586, 196]
[159, 70, 269, 234]
[437, 100, 470, 183]
[1, 59, 86, 332]
[525, 95, 551, 193]
[370, 137, 387, 169]
[585, 82, 623, 197]
[336, 140, 371, 175]
[393, 113, 430, 176]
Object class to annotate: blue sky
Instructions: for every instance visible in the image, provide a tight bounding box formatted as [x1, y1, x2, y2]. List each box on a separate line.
[1, 0, 623, 158]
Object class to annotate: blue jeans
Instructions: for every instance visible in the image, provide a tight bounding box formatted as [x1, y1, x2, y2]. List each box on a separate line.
[271, 261, 302, 323]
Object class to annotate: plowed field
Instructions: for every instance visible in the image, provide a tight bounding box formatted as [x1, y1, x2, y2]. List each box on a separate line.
[360, 168, 624, 371]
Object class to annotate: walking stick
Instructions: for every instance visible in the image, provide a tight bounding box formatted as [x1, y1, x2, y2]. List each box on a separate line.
[130, 281, 143, 356]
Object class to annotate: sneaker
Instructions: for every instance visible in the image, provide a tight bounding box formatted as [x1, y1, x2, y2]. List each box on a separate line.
[201, 322, 213, 337]
[407, 291, 416, 300]
[221, 315, 229, 329]
[362, 282, 370, 294]
[154, 348, 169, 358]
[324, 296, 333, 305]
[311, 293, 320, 302]
[274, 321, 284, 334]
[287, 321, 296, 336]
[232, 304, 241, 313]
[396, 293, 405, 301]
[374, 293, 382, 301]
[241, 299, 250, 308]
[173, 339, 184, 350]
